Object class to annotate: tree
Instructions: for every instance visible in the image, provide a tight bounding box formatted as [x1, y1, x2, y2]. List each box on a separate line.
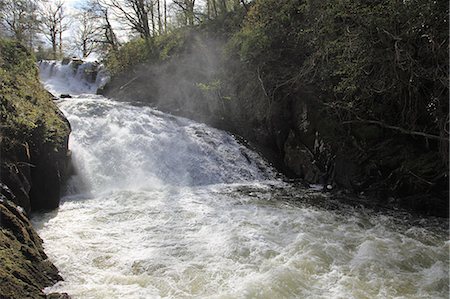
[72, 7, 101, 58]
[109, 0, 152, 40]
[172, 0, 196, 26]
[0, 0, 40, 49]
[90, 0, 120, 52]
[39, 0, 69, 59]
[156, 0, 162, 34]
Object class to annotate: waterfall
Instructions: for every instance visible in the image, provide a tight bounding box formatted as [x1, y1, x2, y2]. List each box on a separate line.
[39, 59, 109, 95]
[32, 60, 449, 299]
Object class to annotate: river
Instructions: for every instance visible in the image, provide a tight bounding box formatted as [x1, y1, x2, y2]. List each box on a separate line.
[32, 61, 449, 298]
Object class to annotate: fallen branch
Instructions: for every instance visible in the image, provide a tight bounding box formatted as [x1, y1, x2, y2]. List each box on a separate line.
[407, 170, 433, 186]
[256, 67, 269, 98]
[343, 119, 449, 142]
[119, 76, 139, 90]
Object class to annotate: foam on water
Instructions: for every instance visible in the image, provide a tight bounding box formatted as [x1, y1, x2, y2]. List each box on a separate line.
[39, 60, 108, 95]
[59, 97, 274, 194]
[33, 63, 449, 298]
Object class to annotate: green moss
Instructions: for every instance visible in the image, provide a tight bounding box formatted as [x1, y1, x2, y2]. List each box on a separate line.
[0, 201, 61, 298]
[0, 39, 70, 152]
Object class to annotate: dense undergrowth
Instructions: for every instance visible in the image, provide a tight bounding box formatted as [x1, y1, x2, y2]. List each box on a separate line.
[102, 0, 448, 215]
[231, 0, 449, 204]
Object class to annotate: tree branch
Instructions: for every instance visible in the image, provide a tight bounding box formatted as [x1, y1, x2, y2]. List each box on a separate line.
[343, 119, 449, 142]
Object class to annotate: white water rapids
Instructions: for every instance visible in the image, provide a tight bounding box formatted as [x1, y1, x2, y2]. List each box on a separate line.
[33, 61, 449, 298]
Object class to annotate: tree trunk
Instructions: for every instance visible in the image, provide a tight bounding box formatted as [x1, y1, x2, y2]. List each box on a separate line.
[150, 0, 155, 35]
[219, 0, 227, 13]
[157, 0, 162, 35]
[212, 0, 217, 17]
[187, 0, 195, 25]
[58, 8, 63, 58]
[164, 0, 167, 33]
[51, 31, 57, 60]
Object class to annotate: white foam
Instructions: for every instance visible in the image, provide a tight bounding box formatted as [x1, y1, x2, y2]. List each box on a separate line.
[32, 74, 449, 299]
[39, 60, 107, 95]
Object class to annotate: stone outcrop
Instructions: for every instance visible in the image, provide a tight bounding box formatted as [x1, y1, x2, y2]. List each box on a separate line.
[0, 200, 69, 299]
[1, 40, 72, 298]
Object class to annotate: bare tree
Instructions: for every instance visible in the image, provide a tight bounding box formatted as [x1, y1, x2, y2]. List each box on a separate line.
[109, 0, 152, 40]
[156, 0, 162, 34]
[163, 0, 167, 33]
[91, 0, 120, 52]
[39, 0, 69, 59]
[72, 7, 101, 58]
[0, 0, 40, 48]
[172, 0, 196, 26]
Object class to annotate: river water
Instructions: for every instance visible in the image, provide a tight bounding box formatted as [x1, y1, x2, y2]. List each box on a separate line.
[33, 61, 449, 298]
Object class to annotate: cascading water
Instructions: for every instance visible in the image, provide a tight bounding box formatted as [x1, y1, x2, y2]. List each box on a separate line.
[33, 61, 449, 298]
[39, 60, 109, 95]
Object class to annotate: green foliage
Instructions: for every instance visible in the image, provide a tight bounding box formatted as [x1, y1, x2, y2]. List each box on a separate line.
[231, 0, 448, 145]
[228, 0, 448, 196]
[197, 79, 222, 93]
[155, 30, 187, 60]
[105, 31, 189, 75]
[105, 38, 153, 75]
[0, 39, 70, 151]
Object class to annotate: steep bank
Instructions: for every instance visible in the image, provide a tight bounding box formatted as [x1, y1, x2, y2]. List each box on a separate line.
[101, 1, 448, 217]
[0, 40, 71, 298]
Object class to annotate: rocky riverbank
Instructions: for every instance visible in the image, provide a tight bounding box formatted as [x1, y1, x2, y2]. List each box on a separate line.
[0, 40, 71, 298]
[100, 27, 448, 217]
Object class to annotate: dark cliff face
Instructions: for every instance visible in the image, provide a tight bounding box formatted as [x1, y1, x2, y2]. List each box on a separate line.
[0, 40, 71, 298]
[101, 33, 448, 217]
[1, 118, 71, 214]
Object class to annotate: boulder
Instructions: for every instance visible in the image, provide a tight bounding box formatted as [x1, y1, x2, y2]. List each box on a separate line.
[0, 201, 66, 298]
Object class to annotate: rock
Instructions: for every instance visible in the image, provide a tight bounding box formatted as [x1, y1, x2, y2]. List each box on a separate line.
[47, 293, 71, 299]
[0, 143, 33, 213]
[0, 201, 64, 299]
[46, 90, 59, 101]
[29, 131, 71, 211]
[60, 94, 72, 99]
[61, 57, 71, 65]
[0, 39, 72, 298]
[284, 130, 322, 183]
[70, 59, 83, 72]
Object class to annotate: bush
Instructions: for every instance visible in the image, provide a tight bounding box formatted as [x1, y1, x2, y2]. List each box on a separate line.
[105, 38, 153, 75]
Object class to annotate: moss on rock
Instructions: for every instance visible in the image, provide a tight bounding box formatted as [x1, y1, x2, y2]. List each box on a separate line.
[0, 39, 71, 297]
[0, 200, 65, 298]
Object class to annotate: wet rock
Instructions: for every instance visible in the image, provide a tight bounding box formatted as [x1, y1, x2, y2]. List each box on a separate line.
[47, 293, 71, 299]
[0, 143, 33, 213]
[60, 94, 72, 99]
[0, 201, 64, 299]
[46, 90, 59, 101]
[61, 57, 71, 65]
[284, 130, 322, 183]
[29, 130, 71, 211]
